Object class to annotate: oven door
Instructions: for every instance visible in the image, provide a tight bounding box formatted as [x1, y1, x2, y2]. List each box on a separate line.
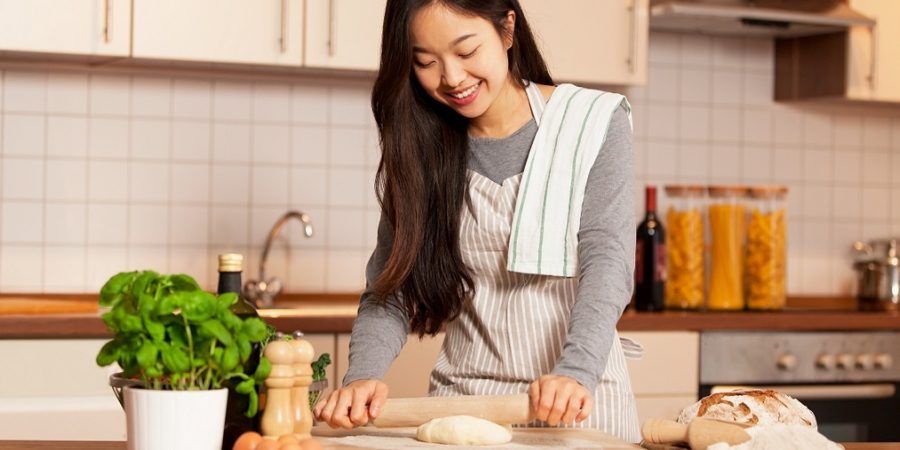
[699, 383, 900, 442]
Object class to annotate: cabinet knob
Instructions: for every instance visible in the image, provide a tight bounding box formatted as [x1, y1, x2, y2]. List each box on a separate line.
[776, 353, 797, 371]
[874, 353, 894, 370]
[836, 353, 855, 370]
[815, 353, 835, 370]
[855, 353, 875, 371]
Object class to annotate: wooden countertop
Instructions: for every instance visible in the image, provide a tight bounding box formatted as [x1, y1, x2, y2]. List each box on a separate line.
[0, 294, 897, 339]
[0, 441, 896, 449]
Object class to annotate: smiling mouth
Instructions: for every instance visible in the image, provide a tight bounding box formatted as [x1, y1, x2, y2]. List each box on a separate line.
[447, 81, 482, 99]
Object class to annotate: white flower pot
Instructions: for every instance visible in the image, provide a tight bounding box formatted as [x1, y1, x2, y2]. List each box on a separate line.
[125, 386, 228, 450]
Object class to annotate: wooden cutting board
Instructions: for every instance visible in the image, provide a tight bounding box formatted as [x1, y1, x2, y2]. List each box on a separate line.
[313, 426, 643, 449]
[0, 298, 97, 315]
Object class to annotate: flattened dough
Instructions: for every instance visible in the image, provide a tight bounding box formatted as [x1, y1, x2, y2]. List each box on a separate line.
[416, 415, 513, 446]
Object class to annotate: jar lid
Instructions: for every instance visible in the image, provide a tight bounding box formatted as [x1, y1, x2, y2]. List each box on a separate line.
[664, 185, 705, 196]
[748, 185, 789, 199]
[707, 185, 749, 197]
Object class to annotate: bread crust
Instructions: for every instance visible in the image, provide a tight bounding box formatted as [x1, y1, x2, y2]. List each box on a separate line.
[678, 389, 816, 428]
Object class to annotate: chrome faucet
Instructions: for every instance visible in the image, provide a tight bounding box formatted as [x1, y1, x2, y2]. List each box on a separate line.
[243, 210, 314, 308]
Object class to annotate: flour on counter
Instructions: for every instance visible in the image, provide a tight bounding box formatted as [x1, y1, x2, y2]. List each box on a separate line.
[706, 424, 841, 450]
[320, 434, 630, 449]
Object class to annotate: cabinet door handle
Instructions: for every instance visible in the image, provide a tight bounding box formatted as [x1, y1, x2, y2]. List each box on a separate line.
[279, 0, 287, 53]
[328, 0, 336, 57]
[868, 24, 877, 92]
[103, 0, 112, 43]
[627, 0, 638, 74]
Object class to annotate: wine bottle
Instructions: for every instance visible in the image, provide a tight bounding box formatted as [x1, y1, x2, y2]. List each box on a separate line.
[217, 253, 259, 450]
[635, 185, 666, 311]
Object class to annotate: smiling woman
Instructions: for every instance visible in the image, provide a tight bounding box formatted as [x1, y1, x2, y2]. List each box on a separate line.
[313, 0, 641, 443]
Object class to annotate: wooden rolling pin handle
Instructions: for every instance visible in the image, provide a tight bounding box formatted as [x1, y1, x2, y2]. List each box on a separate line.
[371, 394, 533, 428]
[642, 418, 751, 450]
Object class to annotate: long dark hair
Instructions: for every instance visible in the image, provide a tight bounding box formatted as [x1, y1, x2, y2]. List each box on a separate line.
[371, 0, 553, 337]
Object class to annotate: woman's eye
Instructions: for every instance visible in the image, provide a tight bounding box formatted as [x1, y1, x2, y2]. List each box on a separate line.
[414, 60, 436, 68]
[461, 48, 478, 58]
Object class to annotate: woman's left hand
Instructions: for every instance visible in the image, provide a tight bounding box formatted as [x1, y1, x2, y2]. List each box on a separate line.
[528, 375, 593, 426]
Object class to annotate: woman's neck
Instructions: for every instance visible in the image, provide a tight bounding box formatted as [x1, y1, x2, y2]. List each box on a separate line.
[468, 78, 532, 139]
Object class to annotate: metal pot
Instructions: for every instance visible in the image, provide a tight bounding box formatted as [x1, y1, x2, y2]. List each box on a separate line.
[853, 239, 900, 311]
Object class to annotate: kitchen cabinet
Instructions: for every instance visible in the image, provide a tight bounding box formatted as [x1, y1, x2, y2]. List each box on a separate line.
[520, 0, 649, 86]
[132, 0, 304, 66]
[0, 0, 130, 57]
[775, 1, 900, 103]
[335, 332, 444, 398]
[304, 0, 386, 71]
[0, 339, 125, 440]
[620, 331, 699, 423]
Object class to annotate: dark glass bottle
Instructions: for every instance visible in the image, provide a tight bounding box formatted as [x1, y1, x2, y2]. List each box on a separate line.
[635, 186, 666, 311]
[217, 253, 259, 450]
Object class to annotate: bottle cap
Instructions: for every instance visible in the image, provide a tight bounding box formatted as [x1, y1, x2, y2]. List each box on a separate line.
[218, 253, 243, 272]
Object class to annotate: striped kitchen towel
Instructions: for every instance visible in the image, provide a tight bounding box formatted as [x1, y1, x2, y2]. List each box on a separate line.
[508, 83, 631, 277]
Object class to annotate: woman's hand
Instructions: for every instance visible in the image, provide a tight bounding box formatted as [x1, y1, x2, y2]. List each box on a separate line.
[529, 375, 593, 426]
[313, 379, 389, 429]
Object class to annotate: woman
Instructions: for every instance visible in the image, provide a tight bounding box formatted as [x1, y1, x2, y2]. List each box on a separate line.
[315, 0, 640, 441]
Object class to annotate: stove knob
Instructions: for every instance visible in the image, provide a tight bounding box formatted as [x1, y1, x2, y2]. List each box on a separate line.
[836, 353, 855, 370]
[874, 353, 894, 370]
[777, 353, 798, 371]
[815, 353, 836, 370]
[856, 353, 875, 371]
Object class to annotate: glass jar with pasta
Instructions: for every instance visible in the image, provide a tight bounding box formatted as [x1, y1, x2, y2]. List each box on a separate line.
[745, 186, 788, 310]
[664, 185, 705, 310]
[707, 186, 748, 311]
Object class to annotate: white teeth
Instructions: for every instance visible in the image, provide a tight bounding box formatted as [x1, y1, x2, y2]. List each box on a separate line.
[451, 82, 479, 99]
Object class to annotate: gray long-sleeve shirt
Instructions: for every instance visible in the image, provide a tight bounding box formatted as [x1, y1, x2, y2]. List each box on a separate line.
[343, 104, 634, 393]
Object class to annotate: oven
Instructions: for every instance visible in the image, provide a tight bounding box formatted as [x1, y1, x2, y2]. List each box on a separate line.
[698, 331, 900, 443]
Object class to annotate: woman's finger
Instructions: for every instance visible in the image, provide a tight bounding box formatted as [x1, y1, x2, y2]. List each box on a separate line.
[349, 387, 371, 425]
[546, 383, 573, 426]
[332, 389, 356, 429]
[576, 394, 594, 422]
[317, 390, 340, 425]
[369, 382, 389, 419]
[560, 394, 582, 424]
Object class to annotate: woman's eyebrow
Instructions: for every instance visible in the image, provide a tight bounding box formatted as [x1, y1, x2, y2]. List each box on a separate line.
[413, 33, 477, 53]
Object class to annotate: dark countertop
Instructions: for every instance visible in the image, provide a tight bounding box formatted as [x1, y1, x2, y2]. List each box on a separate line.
[0, 294, 897, 338]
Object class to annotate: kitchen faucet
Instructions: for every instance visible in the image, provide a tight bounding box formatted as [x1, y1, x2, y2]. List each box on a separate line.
[243, 210, 314, 308]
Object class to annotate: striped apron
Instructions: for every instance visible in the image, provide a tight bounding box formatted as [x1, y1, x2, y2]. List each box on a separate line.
[428, 169, 641, 442]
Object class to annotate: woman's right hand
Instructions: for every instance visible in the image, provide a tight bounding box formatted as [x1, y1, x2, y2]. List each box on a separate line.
[313, 379, 389, 429]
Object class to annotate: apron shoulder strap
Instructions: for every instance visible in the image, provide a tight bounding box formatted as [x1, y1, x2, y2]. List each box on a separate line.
[524, 81, 546, 126]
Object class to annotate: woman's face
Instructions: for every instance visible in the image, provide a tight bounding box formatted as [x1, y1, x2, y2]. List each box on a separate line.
[410, 3, 513, 119]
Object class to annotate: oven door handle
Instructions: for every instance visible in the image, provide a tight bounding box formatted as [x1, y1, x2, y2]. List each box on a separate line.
[710, 384, 896, 400]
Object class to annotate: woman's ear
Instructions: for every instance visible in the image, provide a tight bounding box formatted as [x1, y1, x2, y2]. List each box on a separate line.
[503, 10, 516, 49]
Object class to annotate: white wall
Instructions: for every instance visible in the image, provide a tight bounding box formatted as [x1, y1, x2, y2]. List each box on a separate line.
[0, 31, 898, 296]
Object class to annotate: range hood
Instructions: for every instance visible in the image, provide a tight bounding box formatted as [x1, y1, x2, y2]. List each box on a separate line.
[650, 0, 875, 38]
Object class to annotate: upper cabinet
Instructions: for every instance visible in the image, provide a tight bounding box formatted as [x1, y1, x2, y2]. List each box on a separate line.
[0, 0, 130, 57]
[304, 0, 386, 71]
[132, 0, 304, 66]
[775, 1, 900, 103]
[521, 0, 649, 86]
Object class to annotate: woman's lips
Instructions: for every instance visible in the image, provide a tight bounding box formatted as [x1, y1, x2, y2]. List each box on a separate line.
[446, 81, 481, 106]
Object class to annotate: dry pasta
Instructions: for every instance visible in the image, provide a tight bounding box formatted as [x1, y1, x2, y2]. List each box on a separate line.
[746, 208, 787, 310]
[708, 204, 745, 310]
[665, 208, 704, 309]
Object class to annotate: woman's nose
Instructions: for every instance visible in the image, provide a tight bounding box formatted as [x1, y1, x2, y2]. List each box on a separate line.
[441, 60, 467, 89]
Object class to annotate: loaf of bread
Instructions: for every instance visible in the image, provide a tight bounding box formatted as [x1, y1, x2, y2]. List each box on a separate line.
[677, 389, 817, 428]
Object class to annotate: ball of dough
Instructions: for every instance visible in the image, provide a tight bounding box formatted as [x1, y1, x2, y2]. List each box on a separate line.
[416, 415, 513, 446]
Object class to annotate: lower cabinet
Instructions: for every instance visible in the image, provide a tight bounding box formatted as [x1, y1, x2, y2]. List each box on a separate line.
[620, 331, 700, 424]
[0, 339, 125, 440]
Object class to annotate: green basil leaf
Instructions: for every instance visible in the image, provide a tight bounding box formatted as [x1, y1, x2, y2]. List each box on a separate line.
[235, 378, 255, 395]
[143, 314, 165, 342]
[245, 390, 259, 417]
[145, 366, 162, 378]
[237, 339, 252, 363]
[216, 292, 238, 311]
[121, 314, 143, 333]
[161, 345, 191, 373]
[96, 339, 121, 367]
[166, 324, 187, 347]
[138, 292, 157, 315]
[99, 272, 136, 307]
[136, 341, 159, 369]
[221, 344, 239, 372]
[131, 271, 158, 297]
[218, 309, 242, 331]
[181, 291, 216, 322]
[240, 318, 269, 342]
[100, 310, 118, 332]
[253, 357, 272, 381]
[200, 320, 233, 346]
[212, 347, 224, 366]
[169, 274, 200, 292]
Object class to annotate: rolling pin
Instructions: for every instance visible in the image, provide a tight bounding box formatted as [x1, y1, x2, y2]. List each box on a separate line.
[642, 418, 751, 449]
[371, 394, 533, 428]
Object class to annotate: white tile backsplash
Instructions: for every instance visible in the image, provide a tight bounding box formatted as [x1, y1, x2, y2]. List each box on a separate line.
[2, 31, 899, 296]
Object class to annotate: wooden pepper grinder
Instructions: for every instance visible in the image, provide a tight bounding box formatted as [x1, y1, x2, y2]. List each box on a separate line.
[289, 332, 315, 439]
[261, 339, 295, 438]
